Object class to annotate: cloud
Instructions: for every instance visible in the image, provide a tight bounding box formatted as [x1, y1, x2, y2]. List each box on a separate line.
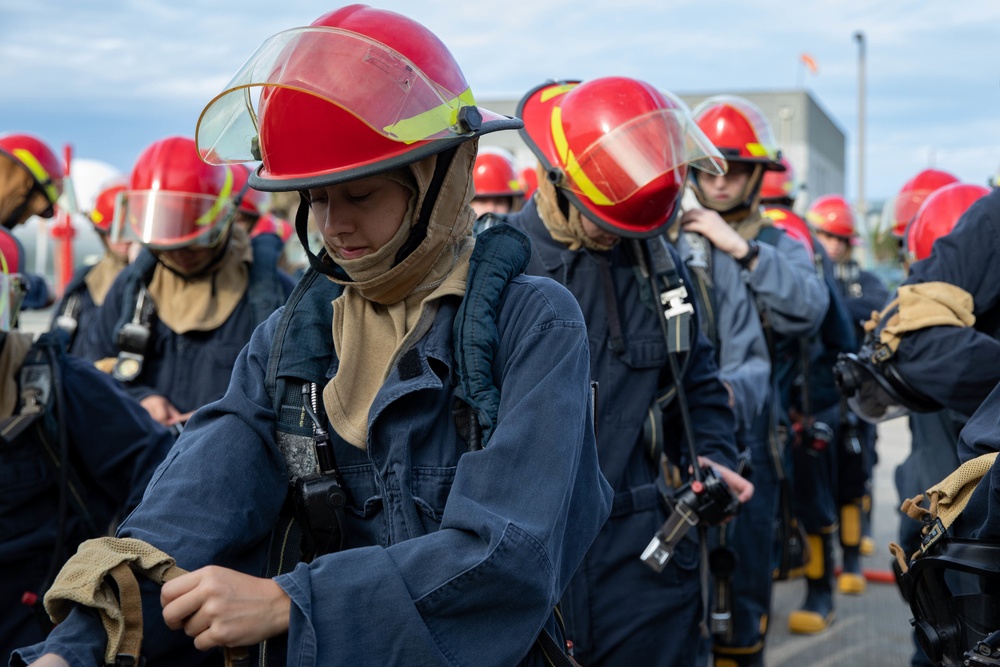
[4, 0, 999, 199]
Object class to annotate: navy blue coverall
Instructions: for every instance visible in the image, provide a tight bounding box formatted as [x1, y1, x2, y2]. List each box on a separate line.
[508, 200, 739, 667]
[76, 245, 295, 414]
[1, 331, 174, 662]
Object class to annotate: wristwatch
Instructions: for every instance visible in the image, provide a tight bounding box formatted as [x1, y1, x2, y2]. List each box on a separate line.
[736, 240, 759, 269]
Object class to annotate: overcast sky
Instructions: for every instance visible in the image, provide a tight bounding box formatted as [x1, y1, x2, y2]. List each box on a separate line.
[3, 0, 999, 204]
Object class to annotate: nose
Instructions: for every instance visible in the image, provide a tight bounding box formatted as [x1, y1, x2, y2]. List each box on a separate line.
[316, 202, 354, 238]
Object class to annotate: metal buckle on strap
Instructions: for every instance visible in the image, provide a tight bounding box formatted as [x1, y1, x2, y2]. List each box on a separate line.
[870, 343, 894, 364]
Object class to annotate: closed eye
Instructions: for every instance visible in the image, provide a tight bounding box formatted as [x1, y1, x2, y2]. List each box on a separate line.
[347, 191, 373, 203]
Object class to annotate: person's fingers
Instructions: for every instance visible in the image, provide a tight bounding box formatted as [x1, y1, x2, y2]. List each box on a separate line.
[161, 571, 204, 630]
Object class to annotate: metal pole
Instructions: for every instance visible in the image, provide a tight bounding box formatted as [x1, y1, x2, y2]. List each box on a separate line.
[854, 31, 867, 234]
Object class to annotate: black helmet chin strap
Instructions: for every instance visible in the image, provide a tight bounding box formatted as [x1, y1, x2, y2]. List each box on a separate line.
[2, 197, 30, 230]
[295, 193, 343, 279]
[293, 147, 460, 279]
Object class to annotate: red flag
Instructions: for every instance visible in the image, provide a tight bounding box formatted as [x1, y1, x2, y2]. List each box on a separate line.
[800, 53, 819, 75]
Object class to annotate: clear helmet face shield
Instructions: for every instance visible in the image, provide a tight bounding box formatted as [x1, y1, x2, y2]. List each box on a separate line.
[111, 190, 236, 251]
[195, 27, 510, 166]
[548, 107, 727, 206]
[903, 539, 1000, 666]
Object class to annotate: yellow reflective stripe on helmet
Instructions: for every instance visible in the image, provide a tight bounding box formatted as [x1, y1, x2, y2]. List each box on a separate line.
[12, 148, 59, 204]
[540, 83, 577, 104]
[745, 142, 770, 158]
[550, 106, 613, 206]
[195, 166, 235, 227]
[805, 211, 825, 226]
[762, 208, 788, 222]
[507, 179, 520, 191]
[90, 210, 105, 225]
[383, 88, 477, 144]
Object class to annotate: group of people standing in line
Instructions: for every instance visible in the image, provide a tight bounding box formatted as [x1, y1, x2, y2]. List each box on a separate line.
[3, 4, 1000, 667]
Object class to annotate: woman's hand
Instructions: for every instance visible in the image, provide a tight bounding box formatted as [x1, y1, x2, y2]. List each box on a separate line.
[161, 566, 291, 651]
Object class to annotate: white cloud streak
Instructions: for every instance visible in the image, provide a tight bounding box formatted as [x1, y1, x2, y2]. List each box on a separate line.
[2, 0, 998, 199]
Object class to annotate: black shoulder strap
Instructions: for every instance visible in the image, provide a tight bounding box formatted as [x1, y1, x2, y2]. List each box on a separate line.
[451, 223, 530, 448]
[112, 249, 158, 341]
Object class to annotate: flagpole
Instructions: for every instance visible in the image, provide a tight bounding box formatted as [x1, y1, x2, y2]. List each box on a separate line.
[854, 31, 867, 235]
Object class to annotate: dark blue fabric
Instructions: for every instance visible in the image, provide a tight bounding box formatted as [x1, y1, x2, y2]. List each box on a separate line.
[839, 263, 890, 332]
[507, 200, 737, 666]
[48, 264, 97, 355]
[2, 331, 174, 662]
[804, 249, 858, 414]
[832, 263, 889, 505]
[75, 242, 295, 414]
[16, 247, 612, 666]
[20, 273, 50, 311]
[893, 187, 1000, 418]
[792, 402, 840, 532]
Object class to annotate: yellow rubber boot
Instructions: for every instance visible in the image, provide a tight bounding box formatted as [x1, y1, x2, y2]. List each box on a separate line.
[713, 645, 765, 667]
[838, 502, 867, 595]
[859, 494, 876, 556]
[788, 533, 835, 634]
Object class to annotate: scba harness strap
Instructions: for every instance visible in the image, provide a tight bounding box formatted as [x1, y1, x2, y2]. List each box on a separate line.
[262, 224, 579, 665]
[891, 452, 998, 569]
[110, 237, 286, 383]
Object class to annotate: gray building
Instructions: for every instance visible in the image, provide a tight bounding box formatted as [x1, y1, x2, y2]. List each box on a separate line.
[479, 88, 846, 214]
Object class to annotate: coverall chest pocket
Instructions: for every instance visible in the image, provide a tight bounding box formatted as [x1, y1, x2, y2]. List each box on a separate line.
[623, 336, 667, 371]
[410, 465, 456, 531]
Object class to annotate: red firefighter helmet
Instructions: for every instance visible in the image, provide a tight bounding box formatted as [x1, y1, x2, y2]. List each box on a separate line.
[473, 148, 523, 198]
[806, 194, 856, 239]
[690, 96, 784, 215]
[692, 96, 784, 169]
[88, 181, 127, 234]
[519, 166, 538, 200]
[0, 227, 27, 331]
[906, 182, 989, 262]
[115, 136, 236, 250]
[250, 212, 294, 244]
[762, 206, 814, 262]
[196, 5, 520, 191]
[886, 168, 959, 238]
[518, 77, 726, 238]
[230, 163, 270, 217]
[0, 133, 65, 218]
[760, 156, 797, 203]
